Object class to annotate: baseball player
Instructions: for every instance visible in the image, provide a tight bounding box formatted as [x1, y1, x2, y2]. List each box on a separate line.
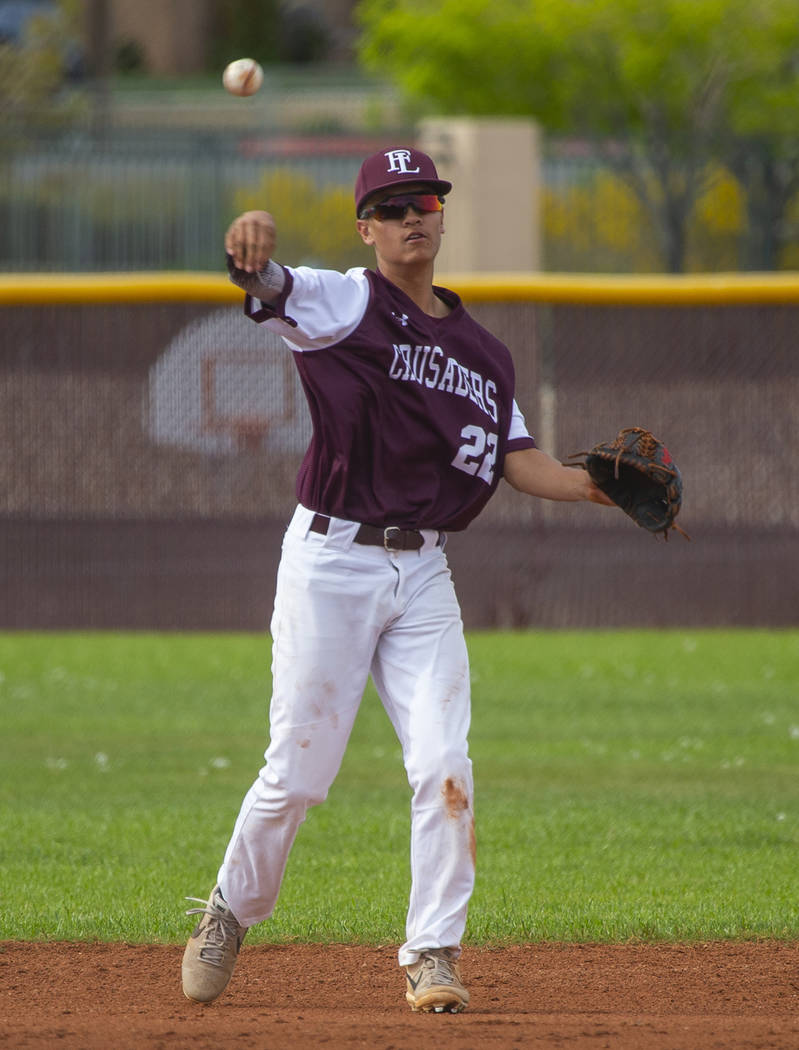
[181, 146, 612, 1014]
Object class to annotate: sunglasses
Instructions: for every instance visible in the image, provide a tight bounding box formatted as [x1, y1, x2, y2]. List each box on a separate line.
[360, 194, 445, 221]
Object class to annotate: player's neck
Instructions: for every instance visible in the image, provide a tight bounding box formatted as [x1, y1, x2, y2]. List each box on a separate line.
[377, 262, 450, 318]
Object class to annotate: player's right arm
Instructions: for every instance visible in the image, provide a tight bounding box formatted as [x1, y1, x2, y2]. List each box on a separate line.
[225, 210, 285, 302]
[225, 210, 276, 273]
[224, 209, 371, 351]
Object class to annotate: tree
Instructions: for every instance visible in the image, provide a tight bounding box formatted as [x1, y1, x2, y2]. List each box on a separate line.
[357, 0, 794, 272]
[0, 0, 85, 132]
[723, 1, 799, 269]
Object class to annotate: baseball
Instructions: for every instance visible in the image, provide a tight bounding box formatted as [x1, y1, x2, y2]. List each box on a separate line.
[222, 58, 264, 97]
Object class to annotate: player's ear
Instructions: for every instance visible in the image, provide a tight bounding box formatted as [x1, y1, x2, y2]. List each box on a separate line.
[356, 218, 374, 245]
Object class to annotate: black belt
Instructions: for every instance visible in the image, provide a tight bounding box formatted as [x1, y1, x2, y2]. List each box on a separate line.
[309, 513, 441, 552]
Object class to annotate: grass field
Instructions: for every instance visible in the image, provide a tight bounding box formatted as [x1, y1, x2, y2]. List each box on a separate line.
[1, 630, 797, 945]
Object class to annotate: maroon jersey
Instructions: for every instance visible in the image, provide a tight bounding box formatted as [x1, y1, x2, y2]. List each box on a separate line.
[244, 266, 535, 531]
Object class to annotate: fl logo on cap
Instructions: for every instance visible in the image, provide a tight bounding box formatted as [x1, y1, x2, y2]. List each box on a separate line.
[384, 149, 421, 175]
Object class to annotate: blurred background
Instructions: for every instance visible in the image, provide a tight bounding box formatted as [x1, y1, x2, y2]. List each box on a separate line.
[4, 0, 799, 274]
[1, 0, 798, 630]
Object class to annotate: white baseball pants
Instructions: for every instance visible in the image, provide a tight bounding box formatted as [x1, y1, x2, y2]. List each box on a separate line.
[217, 504, 475, 966]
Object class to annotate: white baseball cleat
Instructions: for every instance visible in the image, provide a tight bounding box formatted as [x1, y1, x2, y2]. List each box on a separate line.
[181, 885, 248, 1003]
[405, 948, 469, 1013]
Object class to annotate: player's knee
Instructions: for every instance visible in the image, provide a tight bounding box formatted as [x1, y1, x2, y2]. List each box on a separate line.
[257, 765, 331, 813]
[406, 751, 473, 810]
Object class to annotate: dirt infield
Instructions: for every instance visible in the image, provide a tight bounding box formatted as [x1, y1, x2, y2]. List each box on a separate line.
[1, 941, 798, 1049]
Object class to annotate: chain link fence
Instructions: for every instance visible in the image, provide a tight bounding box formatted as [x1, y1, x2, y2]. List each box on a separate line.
[1, 279, 796, 630]
[1, 129, 378, 272]
[5, 128, 798, 273]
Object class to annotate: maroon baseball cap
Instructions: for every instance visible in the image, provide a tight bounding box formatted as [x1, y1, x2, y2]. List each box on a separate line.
[355, 147, 452, 215]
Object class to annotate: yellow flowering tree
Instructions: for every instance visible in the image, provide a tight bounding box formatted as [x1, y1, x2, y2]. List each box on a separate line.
[234, 171, 373, 270]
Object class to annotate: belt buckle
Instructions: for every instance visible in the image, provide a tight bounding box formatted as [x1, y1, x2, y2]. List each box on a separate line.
[383, 526, 402, 551]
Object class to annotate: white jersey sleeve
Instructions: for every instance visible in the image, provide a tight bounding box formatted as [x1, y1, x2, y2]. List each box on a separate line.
[508, 399, 534, 444]
[258, 266, 371, 352]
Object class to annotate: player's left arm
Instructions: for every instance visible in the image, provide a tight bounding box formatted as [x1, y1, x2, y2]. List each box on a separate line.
[504, 447, 614, 505]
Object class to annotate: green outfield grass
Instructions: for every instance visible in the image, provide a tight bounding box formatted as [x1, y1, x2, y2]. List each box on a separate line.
[1, 630, 797, 944]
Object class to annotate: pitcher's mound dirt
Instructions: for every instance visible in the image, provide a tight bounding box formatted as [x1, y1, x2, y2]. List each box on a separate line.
[1, 941, 798, 1049]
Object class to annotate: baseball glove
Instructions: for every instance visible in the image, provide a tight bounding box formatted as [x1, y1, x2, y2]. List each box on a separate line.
[569, 426, 689, 540]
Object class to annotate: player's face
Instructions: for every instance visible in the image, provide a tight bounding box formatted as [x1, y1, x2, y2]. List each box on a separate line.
[356, 183, 445, 267]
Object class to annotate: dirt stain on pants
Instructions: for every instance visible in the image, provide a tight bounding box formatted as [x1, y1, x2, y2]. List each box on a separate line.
[442, 776, 476, 867]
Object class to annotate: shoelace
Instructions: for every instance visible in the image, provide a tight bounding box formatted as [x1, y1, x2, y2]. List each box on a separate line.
[185, 896, 243, 965]
[419, 951, 458, 986]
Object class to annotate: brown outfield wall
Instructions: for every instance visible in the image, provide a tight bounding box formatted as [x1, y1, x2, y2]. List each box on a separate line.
[1, 518, 795, 630]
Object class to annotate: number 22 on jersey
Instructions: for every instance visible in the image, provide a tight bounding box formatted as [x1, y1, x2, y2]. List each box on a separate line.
[451, 424, 498, 484]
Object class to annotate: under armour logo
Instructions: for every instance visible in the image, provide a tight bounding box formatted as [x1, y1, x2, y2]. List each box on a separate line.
[384, 149, 420, 175]
[392, 311, 410, 327]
